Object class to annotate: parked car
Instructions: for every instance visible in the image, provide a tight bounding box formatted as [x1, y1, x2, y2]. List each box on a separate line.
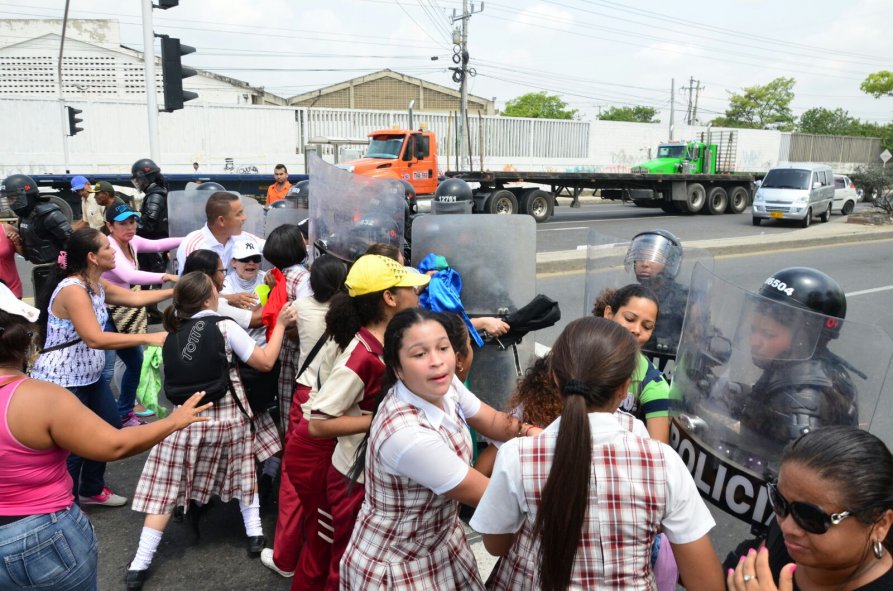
[833, 174, 859, 215]
[752, 163, 835, 228]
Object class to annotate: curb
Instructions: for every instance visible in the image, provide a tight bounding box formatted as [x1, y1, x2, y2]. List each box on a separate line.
[536, 224, 893, 275]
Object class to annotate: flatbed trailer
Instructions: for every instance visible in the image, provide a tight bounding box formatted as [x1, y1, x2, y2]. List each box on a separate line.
[444, 170, 757, 223]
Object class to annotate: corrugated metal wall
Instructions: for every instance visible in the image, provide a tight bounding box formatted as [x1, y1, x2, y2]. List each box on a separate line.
[784, 133, 882, 165]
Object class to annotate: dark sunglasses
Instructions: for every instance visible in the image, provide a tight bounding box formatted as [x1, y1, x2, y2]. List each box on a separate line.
[235, 256, 262, 264]
[767, 482, 852, 534]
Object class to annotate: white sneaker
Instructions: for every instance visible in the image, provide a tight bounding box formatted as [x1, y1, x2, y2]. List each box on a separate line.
[260, 548, 294, 578]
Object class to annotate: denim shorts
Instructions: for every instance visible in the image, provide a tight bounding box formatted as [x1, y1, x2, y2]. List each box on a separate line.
[0, 505, 98, 590]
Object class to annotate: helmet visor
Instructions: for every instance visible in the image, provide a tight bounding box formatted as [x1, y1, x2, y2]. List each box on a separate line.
[625, 234, 680, 274]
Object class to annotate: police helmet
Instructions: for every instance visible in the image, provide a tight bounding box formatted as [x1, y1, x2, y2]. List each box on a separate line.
[625, 229, 683, 280]
[758, 267, 846, 339]
[399, 179, 417, 213]
[195, 181, 226, 191]
[286, 180, 309, 209]
[434, 178, 473, 203]
[131, 158, 161, 190]
[2, 174, 41, 218]
[270, 199, 292, 209]
[346, 214, 400, 261]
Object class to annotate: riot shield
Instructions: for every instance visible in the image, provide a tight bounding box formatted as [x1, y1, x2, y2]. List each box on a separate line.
[239, 196, 266, 239]
[411, 214, 537, 410]
[307, 153, 405, 263]
[265, 203, 307, 237]
[583, 228, 713, 369]
[669, 263, 893, 530]
[167, 187, 244, 239]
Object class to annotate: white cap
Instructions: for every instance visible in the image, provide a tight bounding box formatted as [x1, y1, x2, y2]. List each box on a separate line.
[232, 239, 261, 261]
[0, 283, 39, 323]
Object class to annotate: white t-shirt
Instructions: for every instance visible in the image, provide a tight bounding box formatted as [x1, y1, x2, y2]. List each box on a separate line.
[377, 377, 482, 495]
[215, 298, 252, 330]
[469, 412, 715, 545]
[221, 271, 266, 346]
[294, 296, 329, 387]
[191, 309, 256, 363]
[176, 224, 264, 274]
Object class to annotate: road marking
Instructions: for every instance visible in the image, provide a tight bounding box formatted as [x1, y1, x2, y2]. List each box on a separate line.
[536, 226, 588, 232]
[846, 285, 893, 297]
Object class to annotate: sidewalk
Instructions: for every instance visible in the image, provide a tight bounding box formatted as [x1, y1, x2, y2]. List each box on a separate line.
[537, 217, 893, 274]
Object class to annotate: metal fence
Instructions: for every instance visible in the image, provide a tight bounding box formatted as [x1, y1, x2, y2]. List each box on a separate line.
[301, 107, 590, 161]
[781, 133, 882, 166]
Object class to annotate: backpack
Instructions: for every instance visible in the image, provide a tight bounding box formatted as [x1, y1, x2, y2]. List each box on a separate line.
[162, 316, 238, 408]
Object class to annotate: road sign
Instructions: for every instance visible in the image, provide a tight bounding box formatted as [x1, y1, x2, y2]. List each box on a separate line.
[881, 149, 891, 165]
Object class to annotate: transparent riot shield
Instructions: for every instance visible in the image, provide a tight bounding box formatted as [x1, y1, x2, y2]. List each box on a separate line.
[411, 214, 537, 410]
[308, 153, 404, 263]
[669, 263, 893, 530]
[167, 188, 211, 239]
[583, 228, 713, 371]
[239, 196, 266, 240]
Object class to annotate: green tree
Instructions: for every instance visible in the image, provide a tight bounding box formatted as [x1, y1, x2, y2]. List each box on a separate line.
[502, 92, 577, 119]
[597, 105, 659, 123]
[711, 77, 796, 130]
[798, 107, 856, 135]
[861, 71, 893, 98]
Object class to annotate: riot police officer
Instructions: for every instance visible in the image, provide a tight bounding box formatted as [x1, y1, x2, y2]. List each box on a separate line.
[625, 229, 688, 359]
[739, 267, 855, 445]
[1, 174, 73, 296]
[131, 158, 169, 321]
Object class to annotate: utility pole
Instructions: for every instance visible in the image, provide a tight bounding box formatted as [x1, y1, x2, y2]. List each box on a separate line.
[451, 0, 482, 170]
[141, 0, 160, 161]
[57, 0, 71, 173]
[669, 78, 675, 140]
[681, 77, 705, 125]
[692, 80, 704, 125]
[682, 76, 694, 125]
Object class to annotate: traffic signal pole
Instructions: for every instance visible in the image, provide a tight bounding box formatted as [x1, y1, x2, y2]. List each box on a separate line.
[57, 0, 71, 173]
[141, 0, 161, 161]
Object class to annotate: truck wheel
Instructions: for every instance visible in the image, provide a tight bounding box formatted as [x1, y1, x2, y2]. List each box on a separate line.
[819, 202, 831, 223]
[47, 195, 74, 222]
[706, 187, 728, 215]
[727, 186, 749, 214]
[519, 189, 553, 223]
[800, 208, 812, 228]
[685, 183, 706, 214]
[486, 190, 518, 215]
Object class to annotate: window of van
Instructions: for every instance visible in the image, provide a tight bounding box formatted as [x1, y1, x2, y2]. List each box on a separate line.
[819, 170, 830, 186]
[762, 169, 810, 190]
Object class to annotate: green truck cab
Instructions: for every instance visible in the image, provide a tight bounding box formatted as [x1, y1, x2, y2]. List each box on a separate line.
[633, 141, 719, 175]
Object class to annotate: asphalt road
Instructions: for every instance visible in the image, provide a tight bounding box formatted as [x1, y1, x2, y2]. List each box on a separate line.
[537, 199, 874, 252]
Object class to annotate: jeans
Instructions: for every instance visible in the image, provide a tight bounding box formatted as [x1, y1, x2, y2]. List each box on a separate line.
[102, 318, 144, 419]
[67, 380, 120, 498]
[0, 505, 98, 591]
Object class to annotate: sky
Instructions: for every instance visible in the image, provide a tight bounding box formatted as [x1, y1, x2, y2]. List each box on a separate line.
[2, 0, 891, 125]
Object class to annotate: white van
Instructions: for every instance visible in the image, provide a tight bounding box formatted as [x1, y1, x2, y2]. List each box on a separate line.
[752, 163, 835, 228]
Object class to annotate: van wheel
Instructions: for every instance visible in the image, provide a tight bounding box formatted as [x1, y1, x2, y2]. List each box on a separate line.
[819, 202, 831, 223]
[841, 200, 855, 215]
[800, 208, 812, 228]
[706, 187, 728, 215]
[685, 183, 706, 214]
[727, 186, 749, 214]
[752, 217, 761, 226]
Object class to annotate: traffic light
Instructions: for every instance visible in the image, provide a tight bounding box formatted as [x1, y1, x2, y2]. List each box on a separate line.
[66, 106, 84, 136]
[157, 0, 179, 7]
[160, 36, 198, 112]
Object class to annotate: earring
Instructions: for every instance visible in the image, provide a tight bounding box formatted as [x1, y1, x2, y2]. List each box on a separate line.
[873, 539, 885, 560]
[456, 363, 464, 374]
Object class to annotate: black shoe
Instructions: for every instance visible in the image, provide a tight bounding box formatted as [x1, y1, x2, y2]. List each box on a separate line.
[247, 535, 265, 557]
[125, 569, 148, 590]
[187, 500, 207, 539]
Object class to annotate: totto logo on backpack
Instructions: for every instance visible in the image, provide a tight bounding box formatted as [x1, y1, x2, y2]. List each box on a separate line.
[162, 316, 237, 407]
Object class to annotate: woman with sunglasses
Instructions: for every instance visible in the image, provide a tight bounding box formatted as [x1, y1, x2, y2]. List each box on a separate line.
[729, 426, 893, 591]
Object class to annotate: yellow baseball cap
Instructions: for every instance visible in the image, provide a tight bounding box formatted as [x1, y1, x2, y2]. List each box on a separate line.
[345, 255, 430, 297]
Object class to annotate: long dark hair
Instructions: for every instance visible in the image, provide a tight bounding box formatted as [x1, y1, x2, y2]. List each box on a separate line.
[36, 227, 103, 348]
[783, 427, 893, 552]
[162, 272, 215, 333]
[347, 308, 449, 485]
[182, 249, 220, 278]
[309, 254, 347, 304]
[592, 283, 660, 320]
[0, 309, 35, 369]
[325, 290, 387, 349]
[534, 317, 639, 591]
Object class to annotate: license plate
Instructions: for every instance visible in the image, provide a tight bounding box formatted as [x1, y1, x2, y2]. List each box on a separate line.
[770, 211, 784, 219]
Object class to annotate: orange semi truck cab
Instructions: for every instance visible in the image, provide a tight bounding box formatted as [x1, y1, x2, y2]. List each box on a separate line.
[337, 128, 439, 194]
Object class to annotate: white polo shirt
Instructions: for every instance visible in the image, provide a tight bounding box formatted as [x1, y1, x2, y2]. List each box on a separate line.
[176, 224, 264, 274]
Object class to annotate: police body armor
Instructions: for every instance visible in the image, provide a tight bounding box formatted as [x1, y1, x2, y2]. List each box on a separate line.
[669, 263, 893, 532]
[138, 184, 168, 240]
[20, 202, 72, 264]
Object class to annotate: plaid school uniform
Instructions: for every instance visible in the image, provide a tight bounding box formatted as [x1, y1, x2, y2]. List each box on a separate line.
[486, 411, 643, 591]
[132, 320, 282, 515]
[277, 266, 310, 433]
[494, 414, 667, 591]
[340, 392, 485, 591]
